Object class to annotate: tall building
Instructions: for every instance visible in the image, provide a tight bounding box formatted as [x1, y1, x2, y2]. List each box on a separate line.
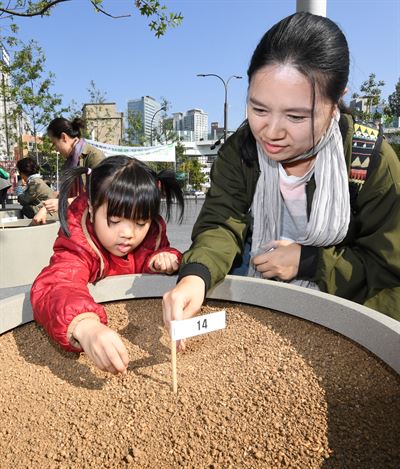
[184, 109, 208, 141]
[0, 46, 13, 160]
[82, 102, 124, 145]
[127, 96, 162, 145]
[170, 109, 208, 142]
[209, 122, 224, 141]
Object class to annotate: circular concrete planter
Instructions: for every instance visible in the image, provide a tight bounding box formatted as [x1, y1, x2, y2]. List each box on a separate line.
[1, 274, 399, 374]
[0, 220, 59, 288]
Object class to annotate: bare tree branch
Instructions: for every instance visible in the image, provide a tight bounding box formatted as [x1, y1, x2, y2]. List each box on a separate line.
[0, 0, 70, 17]
[89, 0, 130, 19]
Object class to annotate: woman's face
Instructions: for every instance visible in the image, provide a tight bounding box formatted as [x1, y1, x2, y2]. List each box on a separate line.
[247, 64, 336, 162]
[49, 132, 78, 158]
[91, 202, 152, 258]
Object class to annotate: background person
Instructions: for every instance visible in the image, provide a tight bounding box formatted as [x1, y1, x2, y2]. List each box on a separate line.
[31, 156, 184, 375]
[34, 116, 105, 223]
[0, 165, 12, 209]
[162, 12, 400, 344]
[16, 157, 58, 221]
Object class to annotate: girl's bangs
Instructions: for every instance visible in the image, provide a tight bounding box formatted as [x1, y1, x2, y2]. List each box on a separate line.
[105, 177, 160, 222]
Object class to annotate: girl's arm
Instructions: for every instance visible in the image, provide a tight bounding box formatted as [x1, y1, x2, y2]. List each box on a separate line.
[31, 237, 108, 352]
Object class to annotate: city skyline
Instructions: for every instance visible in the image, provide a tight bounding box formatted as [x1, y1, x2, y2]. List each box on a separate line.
[9, 0, 400, 133]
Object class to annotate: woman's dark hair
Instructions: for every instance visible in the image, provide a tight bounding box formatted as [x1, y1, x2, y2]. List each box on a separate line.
[59, 155, 184, 237]
[47, 116, 86, 139]
[248, 12, 349, 104]
[242, 12, 349, 164]
[16, 157, 39, 177]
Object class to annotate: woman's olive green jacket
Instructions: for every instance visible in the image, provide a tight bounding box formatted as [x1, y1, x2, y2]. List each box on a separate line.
[179, 115, 400, 320]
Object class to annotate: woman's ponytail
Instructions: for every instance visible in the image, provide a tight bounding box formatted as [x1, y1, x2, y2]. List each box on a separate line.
[59, 166, 90, 237]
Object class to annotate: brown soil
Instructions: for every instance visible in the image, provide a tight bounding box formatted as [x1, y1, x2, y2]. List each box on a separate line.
[0, 299, 399, 469]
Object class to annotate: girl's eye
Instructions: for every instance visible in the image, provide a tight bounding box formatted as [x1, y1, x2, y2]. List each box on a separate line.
[136, 221, 148, 227]
[109, 218, 121, 225]
[288, 115, 306, 122]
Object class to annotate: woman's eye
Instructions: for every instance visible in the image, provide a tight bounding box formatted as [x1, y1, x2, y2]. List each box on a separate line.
[109, 219, 120, 225]
[288, 115, 306, 122]
[136, 221, 147, 227]
[253, 107, 267, 115]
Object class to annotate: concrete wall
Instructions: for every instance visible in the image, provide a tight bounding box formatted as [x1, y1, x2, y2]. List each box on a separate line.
[0, 220, 59, 288]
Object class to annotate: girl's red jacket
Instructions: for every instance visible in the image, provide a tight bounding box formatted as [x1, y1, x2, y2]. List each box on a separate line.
[31, 195, 181, 352]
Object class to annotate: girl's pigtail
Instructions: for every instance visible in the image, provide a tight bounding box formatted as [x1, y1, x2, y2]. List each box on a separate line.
[157, 169, 184, 222]
[59, 166, 89, 237]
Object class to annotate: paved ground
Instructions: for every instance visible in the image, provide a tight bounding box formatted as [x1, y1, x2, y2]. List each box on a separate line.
[0, 199, 204, 300]
[165, 198, 204, 252]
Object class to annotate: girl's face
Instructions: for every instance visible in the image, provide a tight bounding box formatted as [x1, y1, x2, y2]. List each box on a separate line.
[49, 132, 78, 158]
[92, 202, 152, 257]
[247, 64, 336, 162]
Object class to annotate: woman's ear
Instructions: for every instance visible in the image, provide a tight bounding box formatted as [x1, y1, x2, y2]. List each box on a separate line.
[333, 88, 348, 118]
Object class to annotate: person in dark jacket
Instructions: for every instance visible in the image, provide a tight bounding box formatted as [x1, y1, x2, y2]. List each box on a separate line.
[16, 157, 58, 220]
[31, 156, 184, 374]
[33, 116, 105, 223]
[163, 12, 400, 347]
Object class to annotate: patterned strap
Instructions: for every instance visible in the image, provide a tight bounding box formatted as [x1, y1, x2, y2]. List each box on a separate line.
[349, 122, 383, 210]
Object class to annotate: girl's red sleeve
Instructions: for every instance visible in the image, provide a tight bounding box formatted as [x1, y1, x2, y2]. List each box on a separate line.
[30, 235, 108, 352]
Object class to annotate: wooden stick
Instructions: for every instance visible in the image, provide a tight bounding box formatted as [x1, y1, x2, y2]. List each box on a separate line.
[171, 339, 177, 393]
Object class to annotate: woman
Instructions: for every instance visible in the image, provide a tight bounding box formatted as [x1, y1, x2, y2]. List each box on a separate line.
[16, 157, 58, 220]
[163, 12, 400, 338]
[34, 116, 105, 223]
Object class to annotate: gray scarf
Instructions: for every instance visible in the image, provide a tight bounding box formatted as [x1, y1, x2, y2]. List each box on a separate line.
[248, 112, 350, 287]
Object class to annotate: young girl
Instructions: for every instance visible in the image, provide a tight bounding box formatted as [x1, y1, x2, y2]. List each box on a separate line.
[163, 12, 400, 342]
[16, 157, 58, 221]
[34, 117, 105, 224]
[31, 155, 184, 374]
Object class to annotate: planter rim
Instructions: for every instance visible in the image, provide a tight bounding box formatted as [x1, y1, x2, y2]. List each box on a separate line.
[0, 274, 399, 374]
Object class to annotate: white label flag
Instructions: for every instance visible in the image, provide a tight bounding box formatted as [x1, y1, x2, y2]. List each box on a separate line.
[171, 310, 226, 341]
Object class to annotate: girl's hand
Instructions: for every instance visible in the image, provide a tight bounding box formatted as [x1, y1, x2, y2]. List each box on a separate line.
[150, 252, 180, 274]
[43, 198, 59, 213]
[252, 240, 301, 281]
[162, 275, 205, 351]
[72, 318, 129, 374]
[33, 206, 48, 224]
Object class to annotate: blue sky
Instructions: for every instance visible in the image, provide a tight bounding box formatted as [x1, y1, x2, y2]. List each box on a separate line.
[11, 0, 400, 132]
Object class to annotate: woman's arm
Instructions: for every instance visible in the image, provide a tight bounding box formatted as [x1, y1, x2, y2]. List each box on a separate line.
[180, 133, 257, 290]
[303, 141, 400, 317]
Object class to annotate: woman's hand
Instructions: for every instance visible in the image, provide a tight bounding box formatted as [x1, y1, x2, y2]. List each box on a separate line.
[252, 240, 301, 281]
[162, 275, 205, 351]
[72, 318, 129, 374]
[32, 206, 48, 224]
[43, 198, 59, 213]
[150, 252, 180, 274]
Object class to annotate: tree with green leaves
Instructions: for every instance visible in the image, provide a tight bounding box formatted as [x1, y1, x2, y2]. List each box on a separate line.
[176, 145, 206, 191]
[352, 73, 385, 122]
[124, 108, 147, 147]
[1, 39, 68, 161]
[0, 0, 183, 38]
[388, 77, 400, 118]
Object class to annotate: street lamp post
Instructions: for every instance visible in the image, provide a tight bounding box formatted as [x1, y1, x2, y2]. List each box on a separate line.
[196, 73, 242, 142]
[150, 105, 167, 146]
